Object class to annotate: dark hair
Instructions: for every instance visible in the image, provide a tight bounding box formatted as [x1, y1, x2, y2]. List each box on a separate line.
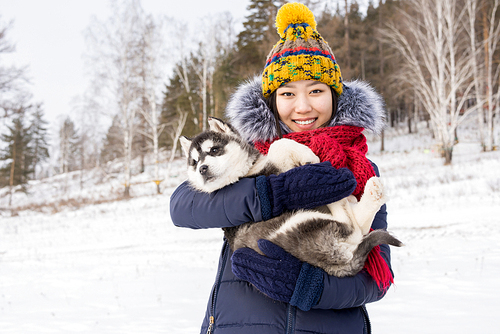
[266, 86, 339, 138]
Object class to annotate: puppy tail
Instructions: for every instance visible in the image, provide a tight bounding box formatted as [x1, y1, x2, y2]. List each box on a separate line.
[353, 230, 403, 263]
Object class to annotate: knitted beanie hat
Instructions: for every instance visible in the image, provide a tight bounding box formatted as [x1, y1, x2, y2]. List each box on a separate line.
[262, 2, 343, 98]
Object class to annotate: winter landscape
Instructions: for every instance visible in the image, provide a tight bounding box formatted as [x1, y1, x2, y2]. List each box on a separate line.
[0, 124, 499, 334]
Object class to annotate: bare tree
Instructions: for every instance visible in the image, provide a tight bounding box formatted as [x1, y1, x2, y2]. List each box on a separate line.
[85, 0, 144, 197]
[344, 0, 351, 76]
[71, 89, 107, 170]
[136, 14, 169, 194]
[0, 17, 28, 117]
[210, 12, 236, 118]
[466, 0, 486, 149]
[481, 0, 500, 151]
[165, 109, 187, 185]
[171, 20, 198, 128]
[193, 17, 219, 131]
[382, 0, 476, 164]
[58, 117, 79, 174]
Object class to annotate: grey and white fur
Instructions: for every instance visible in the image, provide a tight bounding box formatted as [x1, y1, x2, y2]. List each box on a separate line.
[180, 117, 402, 277]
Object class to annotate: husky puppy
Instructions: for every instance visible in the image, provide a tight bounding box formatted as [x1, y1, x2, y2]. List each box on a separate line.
[180, 117, 402, 277]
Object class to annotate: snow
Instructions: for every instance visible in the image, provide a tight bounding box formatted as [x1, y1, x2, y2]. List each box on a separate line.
[1, 126, 499, 333]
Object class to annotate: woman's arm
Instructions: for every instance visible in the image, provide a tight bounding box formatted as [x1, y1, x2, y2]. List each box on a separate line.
[170, 162, 357, 230]
[170, 178, 263, 229]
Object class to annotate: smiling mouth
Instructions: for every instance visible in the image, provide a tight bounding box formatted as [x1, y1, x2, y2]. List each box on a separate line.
[294, 118, 316, 125]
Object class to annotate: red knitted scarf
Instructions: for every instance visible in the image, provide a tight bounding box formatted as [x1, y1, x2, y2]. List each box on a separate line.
[254, 125, 393, 290]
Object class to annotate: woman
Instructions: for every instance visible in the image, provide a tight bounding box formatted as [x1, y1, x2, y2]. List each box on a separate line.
[170, 3, 391, 333]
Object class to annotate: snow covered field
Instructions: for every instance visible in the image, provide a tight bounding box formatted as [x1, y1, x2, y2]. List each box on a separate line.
[0, 128, 499, 334]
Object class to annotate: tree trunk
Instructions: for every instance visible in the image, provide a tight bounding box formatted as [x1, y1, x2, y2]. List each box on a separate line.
[123, 111, 133, 199]
[202, 58, 208, 131]
[165, 110, 188, 185]
[443, 146, 453, 165]
[380, 129, 385, 152]
[344, 0, 351, 74]
[124, 184, 130, 198]
[467, 0, 485, 150]
[9, 143, 16, 188]
[378, 0, 385, 152]
[482, 4, 493, 151]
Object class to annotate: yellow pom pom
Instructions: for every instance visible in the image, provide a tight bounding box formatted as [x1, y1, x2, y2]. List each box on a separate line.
[275, 3, 317, 38]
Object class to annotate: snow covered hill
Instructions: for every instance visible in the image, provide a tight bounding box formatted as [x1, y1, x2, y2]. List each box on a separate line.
[0, 127, 499, 333]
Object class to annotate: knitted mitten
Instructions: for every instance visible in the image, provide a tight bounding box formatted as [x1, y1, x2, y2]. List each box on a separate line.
[231, 239, 324, 311]
[255, 161, 357, 220]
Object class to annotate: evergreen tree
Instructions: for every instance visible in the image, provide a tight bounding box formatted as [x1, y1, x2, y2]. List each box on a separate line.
[234, 0, 283, 77]
[161, 65, 201, 139]
[317, 0, 403, 128]
[29, 103, 50, 179]
[100, 114, 124, 164]
[0, 107, 33, 188]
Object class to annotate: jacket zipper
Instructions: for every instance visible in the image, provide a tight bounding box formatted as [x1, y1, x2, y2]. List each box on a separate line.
[206, 241, 229, 334]
[286, 304, 296, 334]
[361, 305, 372, 334]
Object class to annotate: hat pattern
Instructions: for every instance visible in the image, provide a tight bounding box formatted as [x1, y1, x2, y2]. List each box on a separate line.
[262, 3, 343, 98]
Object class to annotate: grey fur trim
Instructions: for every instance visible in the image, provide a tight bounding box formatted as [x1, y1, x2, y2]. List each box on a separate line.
[332, 80, 386, 135]
[225, 76, 386, 143]
[225, 77, 278, 143]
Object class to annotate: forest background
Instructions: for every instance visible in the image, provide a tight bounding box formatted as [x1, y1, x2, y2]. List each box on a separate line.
[1, 0, 499, 202]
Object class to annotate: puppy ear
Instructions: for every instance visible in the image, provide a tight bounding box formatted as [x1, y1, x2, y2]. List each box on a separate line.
[179, 136, 192, 158]
[208, 117, 236, 135]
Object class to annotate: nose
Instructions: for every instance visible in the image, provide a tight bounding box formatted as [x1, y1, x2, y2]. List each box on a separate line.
[199, 165, 208, 175]
[294, 94, 312, 113]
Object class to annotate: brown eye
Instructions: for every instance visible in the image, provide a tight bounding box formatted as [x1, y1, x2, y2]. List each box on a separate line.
[210, 147, 219, 154]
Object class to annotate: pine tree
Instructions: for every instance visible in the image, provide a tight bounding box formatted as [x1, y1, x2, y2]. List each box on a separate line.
[29, 103, 50, 179]
[234, 0, 283, 77]
[161, 67, 201, 139]
[0, 108, 33, 188]
[100, 114, 124, 164]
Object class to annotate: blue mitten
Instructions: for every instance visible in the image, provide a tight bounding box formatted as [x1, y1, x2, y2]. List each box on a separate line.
[255, 161, 356, 220]
[231, 239, 324, 311]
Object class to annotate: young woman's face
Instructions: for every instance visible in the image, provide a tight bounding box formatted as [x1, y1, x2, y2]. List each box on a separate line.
[276, 80, 333, 132]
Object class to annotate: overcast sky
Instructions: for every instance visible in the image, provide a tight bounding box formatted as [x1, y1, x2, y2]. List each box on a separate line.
[0, 0, 250, 130]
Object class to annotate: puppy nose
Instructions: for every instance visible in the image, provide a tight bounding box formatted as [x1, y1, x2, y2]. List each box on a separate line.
[199, 165, 208, 175]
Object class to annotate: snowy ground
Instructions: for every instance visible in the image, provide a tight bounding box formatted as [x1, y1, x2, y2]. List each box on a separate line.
[1, 127, 499, 333]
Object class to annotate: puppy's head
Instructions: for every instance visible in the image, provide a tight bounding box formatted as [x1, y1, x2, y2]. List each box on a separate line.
[180, 119, 253, 192]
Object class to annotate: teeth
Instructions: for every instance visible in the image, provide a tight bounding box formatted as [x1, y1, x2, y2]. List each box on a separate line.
[295, 119, 315, 125]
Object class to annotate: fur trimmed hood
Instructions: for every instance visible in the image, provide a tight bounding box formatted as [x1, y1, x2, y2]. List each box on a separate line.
[225, 76, 386, 143]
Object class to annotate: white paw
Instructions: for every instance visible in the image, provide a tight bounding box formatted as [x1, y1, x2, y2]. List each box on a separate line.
[364, 177, 386, 203]
[268, 139, 320, 172]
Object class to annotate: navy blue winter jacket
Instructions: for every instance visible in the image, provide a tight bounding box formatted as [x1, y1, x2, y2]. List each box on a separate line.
[170, 161, 391, 334]
[170, 78, 393, 333]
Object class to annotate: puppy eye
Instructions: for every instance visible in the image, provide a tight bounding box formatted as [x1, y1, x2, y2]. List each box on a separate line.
[210, 147, 219, 154]
[191, 159, 198, 166]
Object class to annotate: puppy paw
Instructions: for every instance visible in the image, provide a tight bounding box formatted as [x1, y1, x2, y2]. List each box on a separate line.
[364, 177, 386, 203]
[268, 139, 320, 172]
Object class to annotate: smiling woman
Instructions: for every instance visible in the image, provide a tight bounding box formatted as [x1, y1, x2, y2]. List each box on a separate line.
[171, 3, 392, 334]
[275, 80, 334, 133]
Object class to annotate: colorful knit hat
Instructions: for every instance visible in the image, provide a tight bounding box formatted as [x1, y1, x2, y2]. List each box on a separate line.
[262, 2, 343, 98]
